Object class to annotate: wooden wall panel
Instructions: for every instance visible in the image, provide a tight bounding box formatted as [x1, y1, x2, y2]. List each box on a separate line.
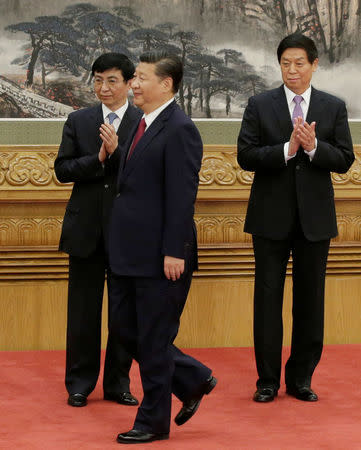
[2, 275, 360, 351]
[0, 280, 68, 350]
[1, 145, 361, 350]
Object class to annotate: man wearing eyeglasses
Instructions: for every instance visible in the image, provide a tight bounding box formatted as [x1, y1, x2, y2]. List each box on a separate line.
[55, 53, 141, 409]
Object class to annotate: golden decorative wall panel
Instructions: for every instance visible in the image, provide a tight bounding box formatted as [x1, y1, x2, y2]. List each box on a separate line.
[1, 145, 361, 350]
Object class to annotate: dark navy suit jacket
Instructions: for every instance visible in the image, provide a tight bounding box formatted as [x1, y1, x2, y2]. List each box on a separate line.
[237, 86, 354, 241]
[55, 103, 142, 257]
[109, 100, 203, 277]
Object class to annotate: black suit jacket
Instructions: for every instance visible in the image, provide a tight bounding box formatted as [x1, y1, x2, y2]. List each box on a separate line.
[237, 86, 354, 241]
[109, 101, 203, 277]
[55, 103, 142, 257]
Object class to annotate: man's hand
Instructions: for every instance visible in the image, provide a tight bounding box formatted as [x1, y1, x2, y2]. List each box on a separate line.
[296, 121, 316, 152]
[164, 255, 184, 281]
[288, 116, 302, 156]
[98, 142, 107, 162]
[100, 123, 118, 155]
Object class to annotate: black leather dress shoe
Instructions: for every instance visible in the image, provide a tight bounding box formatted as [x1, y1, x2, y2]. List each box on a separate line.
[68, 393, 87, 407]
[104, 392, 139, 406]
[286, 386, 318, 402]
[174, 375, 217, 426]
[253, 387, 278, 403]
[116, 429, 169, 444]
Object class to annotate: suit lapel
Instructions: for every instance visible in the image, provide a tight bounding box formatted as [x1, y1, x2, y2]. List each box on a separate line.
[270, 86, 326, 140]
[91, 103, 142, 153]
[116, 105, 142, 169]
[122, 101, 177, 179]
[88, 103, 103, 150]
[271, 86, 294, 140]
[305, 87, 325, 125]
[117, 105, 140, 145]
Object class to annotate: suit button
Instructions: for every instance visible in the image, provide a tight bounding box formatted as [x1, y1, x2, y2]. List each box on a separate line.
[104, 184, 109, 188]
[296, 165, 300, 170]
[116, 193, 120, 198]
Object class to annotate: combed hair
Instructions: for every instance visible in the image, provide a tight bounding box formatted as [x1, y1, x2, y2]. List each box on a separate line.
[277, 33, 318, 64]
[139, 51, 183, 93]
[91, 53, 135, 81]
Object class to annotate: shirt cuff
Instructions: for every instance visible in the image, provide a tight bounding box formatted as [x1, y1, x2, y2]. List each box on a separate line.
[284, 142, 296, 164]
[304, 139, 317, 161]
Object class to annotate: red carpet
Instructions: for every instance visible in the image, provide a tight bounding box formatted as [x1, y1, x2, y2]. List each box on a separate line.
[1, 346, 360, 449]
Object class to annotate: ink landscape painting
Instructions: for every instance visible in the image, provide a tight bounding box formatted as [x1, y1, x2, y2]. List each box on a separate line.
[0, 0, 360, 119]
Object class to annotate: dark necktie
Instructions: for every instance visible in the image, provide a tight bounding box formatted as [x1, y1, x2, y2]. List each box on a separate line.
[127, 118, 146, 160]
[107, 112, 118, 125]
[292, 95, 304, 124]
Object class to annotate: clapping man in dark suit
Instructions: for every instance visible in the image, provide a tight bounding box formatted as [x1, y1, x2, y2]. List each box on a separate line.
[108, 51, 217, 444]
[237, 34, 354, 403]
[55, 53, 141, 408]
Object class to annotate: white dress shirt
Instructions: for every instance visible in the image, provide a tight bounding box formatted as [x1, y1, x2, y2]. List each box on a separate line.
[126, 98, 175, 157]
[102, 100, 129, 132]
[283, 85, 316, 163]
[100, 100, 129, 164]
[143, 97, 175, 129]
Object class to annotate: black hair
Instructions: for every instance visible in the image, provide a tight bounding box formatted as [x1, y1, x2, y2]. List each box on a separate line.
[91, 53, 134, 81]
[277, 33, 318, 64]
[139, 51, 183, 93]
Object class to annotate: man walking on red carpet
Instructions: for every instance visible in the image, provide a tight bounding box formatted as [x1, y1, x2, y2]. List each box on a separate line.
[237, 33, 354, 403]
[108, 51, 217, 444]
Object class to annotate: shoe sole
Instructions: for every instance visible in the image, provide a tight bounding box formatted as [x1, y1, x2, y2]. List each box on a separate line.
[253, 390, 278, 403]
[286, 391, 318, 402]
[67, 400, 87, 407]
[175, 376, 218, 426]
[104, 394, 139, 406]
[253, 395, 276, 403]
[116, 434, 169, 444]
[204, 376, 218, 395]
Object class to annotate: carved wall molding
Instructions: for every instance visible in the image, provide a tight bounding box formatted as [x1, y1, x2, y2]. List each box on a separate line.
[199, 146, 361, 188]
[1, 213, 360, 247]
[0, 144, 360, 277]
[195, 213, 361, 244]
[1, 244, 360, 280]
[0, 145, 360, 191]
[333, 215, 361, 242]
[0, 247, 68, 280]
[331, 151, 361, 185]
[195, 215, 251, 244]
[0, 218, 62, 246]
[199, 152, 254, 186]
[0, 150, 61, 188]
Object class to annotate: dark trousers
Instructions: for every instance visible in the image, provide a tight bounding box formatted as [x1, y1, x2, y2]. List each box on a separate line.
[108, 270, 212, 434]
[65, 243, 132, 396]
[252, 232, 330, 390]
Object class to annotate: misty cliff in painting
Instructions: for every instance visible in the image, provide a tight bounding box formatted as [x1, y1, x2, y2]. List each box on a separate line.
[0, 0, 360, 119]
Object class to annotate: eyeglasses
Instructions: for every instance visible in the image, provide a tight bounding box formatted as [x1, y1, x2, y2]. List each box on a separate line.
[93, 78, 125, 88]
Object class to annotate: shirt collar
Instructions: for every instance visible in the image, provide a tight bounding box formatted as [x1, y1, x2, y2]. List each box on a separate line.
[102, 99, 129, 122]
[284, 84, 312, 107]
[143, 97, 175, 129]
